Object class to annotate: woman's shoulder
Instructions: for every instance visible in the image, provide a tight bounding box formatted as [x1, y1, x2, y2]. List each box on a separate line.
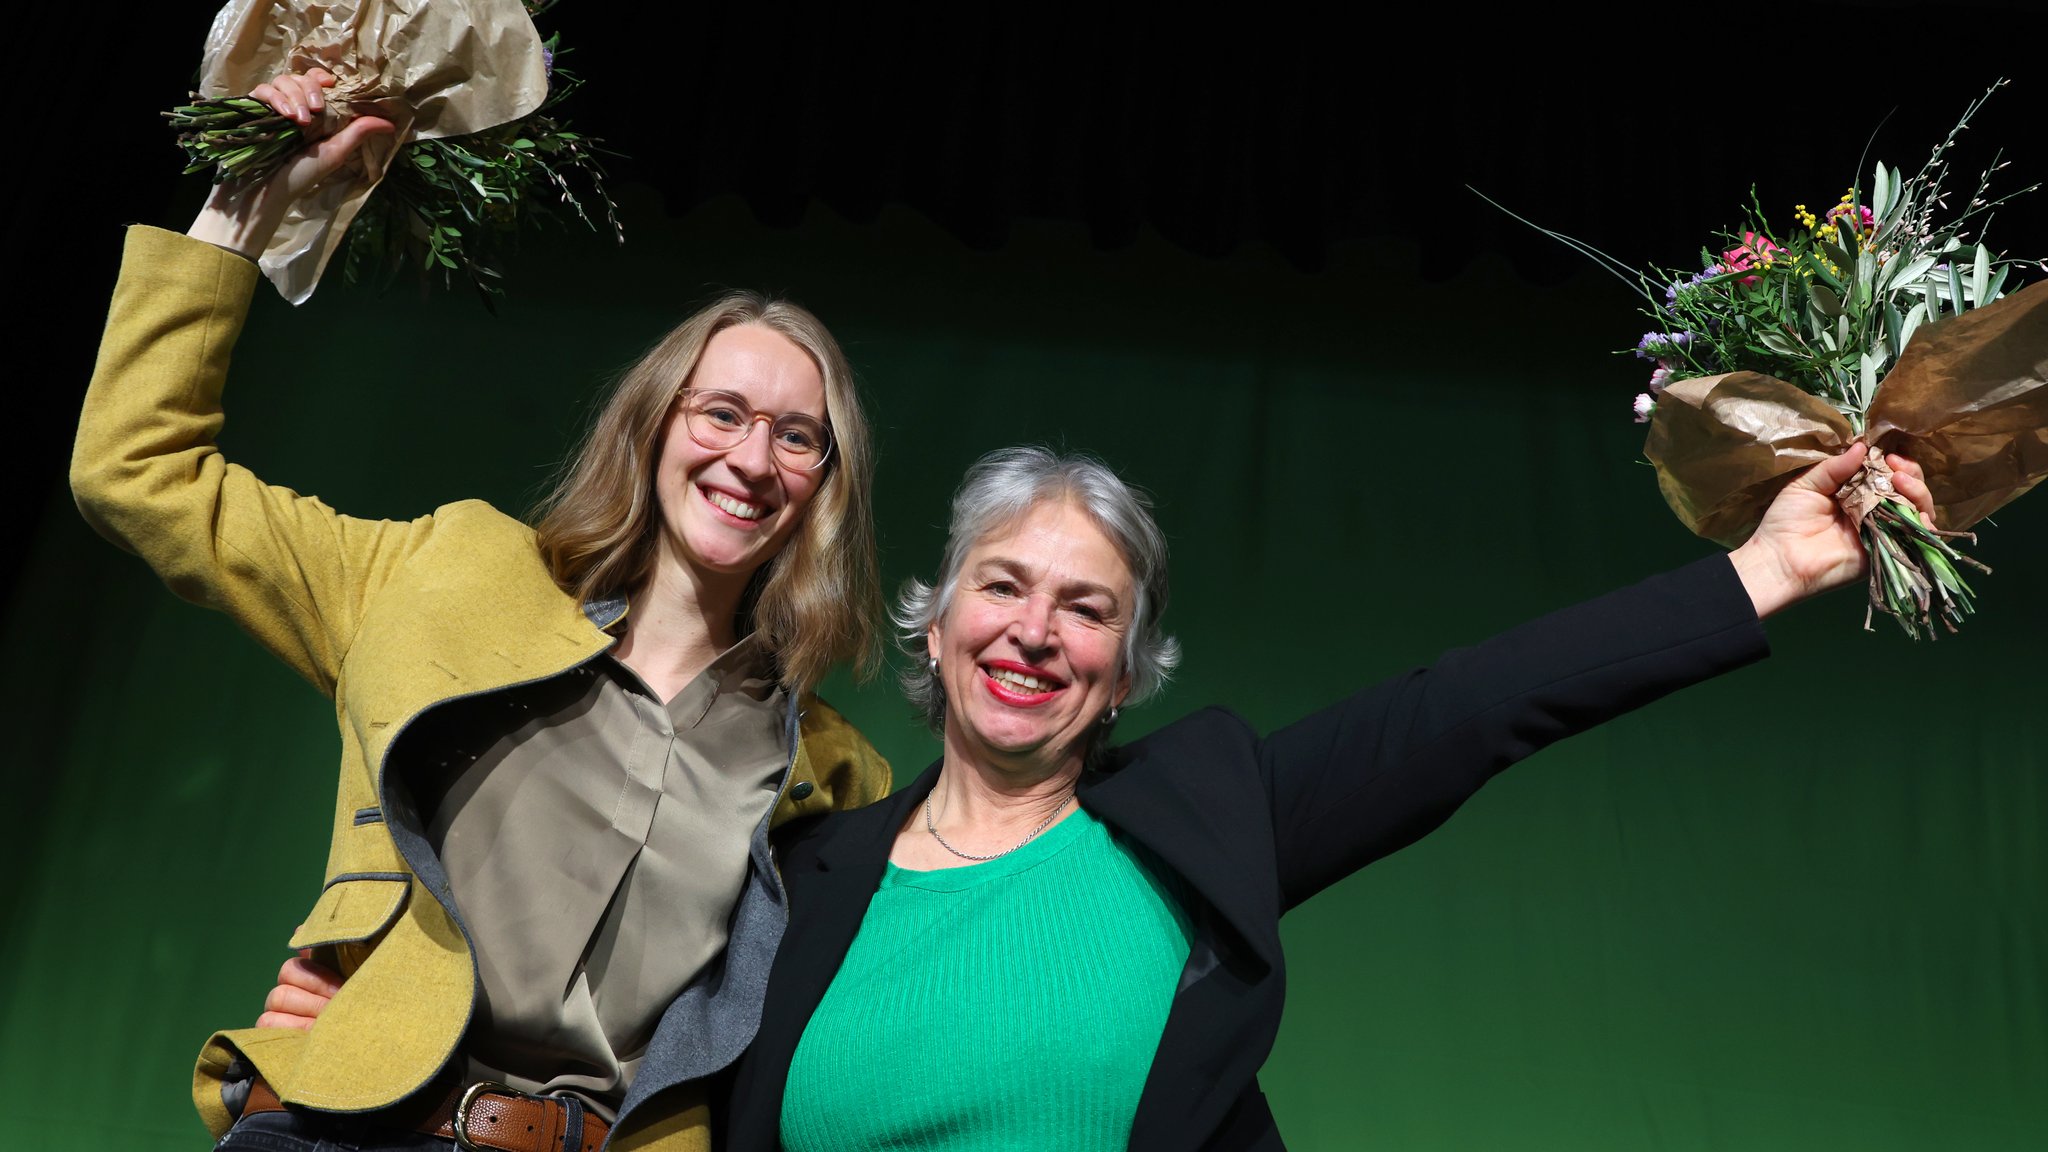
[1090, 706, 1266, 790]
[373, 498, 545, 569]
[1117, 705, 1261, 759]
[360, 498, 557, 603]
[423, 497, 532, 537]
[795, 693, 894, 811]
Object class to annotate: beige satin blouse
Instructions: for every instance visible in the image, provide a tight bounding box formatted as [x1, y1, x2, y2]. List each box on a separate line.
[416, 635, 787, 1117]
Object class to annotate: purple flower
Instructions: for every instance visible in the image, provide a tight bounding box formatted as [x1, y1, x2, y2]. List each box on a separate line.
[542, 46, 555, 76]
[1666, 265, 1724, 303]
[1635, 330, 1694, 360]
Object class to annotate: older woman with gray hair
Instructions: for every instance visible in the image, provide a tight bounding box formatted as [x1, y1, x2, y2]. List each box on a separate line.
[271, 437, 1937, 1149]
[892, 447, 1182, 757]
[714, 439, 1933, 1152]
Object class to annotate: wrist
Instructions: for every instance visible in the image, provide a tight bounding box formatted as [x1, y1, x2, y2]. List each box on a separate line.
[187, 180, 286, 261]
[1727, 540, 1798, 620]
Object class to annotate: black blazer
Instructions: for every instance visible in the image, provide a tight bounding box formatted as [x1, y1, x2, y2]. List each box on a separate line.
[724, 555, 1769, 1150]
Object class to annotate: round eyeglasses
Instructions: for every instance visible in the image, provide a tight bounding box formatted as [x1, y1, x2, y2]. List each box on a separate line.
[677, 388, 834, 472]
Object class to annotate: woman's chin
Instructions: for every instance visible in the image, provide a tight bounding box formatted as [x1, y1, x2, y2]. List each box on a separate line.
[957, 722, 1085, 774]
[665, 518, 789, 580]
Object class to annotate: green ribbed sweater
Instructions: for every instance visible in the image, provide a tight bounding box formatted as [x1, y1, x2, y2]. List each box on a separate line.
[780, 806, 1193, 1151]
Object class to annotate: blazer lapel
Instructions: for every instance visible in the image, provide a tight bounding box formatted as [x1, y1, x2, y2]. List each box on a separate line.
[1079, 749, 1282, 977]
[727, 765, 935, 1150]
[1081, 746, 1285, 1151]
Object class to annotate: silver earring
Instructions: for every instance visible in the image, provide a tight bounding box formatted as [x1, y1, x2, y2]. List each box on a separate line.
[1103, 706, 1119, 725]
[928, 656, 940, 675]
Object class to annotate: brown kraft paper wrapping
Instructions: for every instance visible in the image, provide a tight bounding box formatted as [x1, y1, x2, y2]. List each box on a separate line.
[1645, 278, 2048, 546]
[198, 0, 550, 303]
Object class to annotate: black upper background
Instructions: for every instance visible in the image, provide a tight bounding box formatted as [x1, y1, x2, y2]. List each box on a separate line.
[12, 0, 2048, 609]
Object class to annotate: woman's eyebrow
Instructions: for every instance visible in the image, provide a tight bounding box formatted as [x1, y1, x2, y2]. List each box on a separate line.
[976, 558, 1123, 610]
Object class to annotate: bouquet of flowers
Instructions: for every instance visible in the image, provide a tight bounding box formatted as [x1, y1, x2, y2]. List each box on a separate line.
[162, 0, 620, 305]
[1490, 81, 2048, 639]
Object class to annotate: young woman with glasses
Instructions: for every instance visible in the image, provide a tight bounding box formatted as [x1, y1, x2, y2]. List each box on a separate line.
[70, 70, 889, 1152]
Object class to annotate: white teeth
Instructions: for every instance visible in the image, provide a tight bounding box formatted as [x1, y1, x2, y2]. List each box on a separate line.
[707, 491, 765, 521]
[989, 668, 1053, 693]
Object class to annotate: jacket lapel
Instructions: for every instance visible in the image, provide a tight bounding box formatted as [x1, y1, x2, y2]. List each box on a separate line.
[1079, 747, 1282, 977]
[779, 786, 913, 1018]
[728, 765, 935, 1150]
[1080, 744, 1286, 1151]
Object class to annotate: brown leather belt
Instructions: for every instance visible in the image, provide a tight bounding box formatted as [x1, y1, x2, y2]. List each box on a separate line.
[243, 1075, 611, 1152]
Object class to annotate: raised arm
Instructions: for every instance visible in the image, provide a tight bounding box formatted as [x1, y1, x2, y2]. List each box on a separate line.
[1259, 444, 1934, 911]
[69, 72, 421, 694]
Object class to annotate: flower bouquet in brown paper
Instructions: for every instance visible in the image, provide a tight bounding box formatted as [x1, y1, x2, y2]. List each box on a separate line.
[162, 0, 620, 305]
[1486, 81, 2048, 639]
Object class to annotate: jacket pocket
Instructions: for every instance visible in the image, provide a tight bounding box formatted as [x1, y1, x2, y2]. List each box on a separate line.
[288, 873, 411, 951]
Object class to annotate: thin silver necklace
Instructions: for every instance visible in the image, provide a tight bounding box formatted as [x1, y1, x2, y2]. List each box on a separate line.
[923, 788, 1074, 862]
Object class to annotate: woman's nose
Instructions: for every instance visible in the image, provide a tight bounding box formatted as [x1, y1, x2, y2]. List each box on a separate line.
[1012, 593, 1056, 648]
[723, 419, 777, 476]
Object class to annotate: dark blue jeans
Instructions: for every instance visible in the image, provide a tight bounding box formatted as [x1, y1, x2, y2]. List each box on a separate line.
[211, 1110, 455, 1152]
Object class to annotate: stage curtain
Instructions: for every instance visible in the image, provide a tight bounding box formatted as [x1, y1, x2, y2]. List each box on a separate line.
[3, 193, 2041, 1149]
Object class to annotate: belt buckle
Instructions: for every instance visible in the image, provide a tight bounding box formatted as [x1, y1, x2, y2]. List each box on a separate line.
[453, 1080, 517, 1152]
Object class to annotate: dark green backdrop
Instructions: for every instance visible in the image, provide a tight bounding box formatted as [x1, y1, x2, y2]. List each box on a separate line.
[4, 189, 2043, 1149]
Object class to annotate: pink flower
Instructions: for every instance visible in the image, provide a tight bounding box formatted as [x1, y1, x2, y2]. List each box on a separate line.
[1722, 231, 1783, 287]
[1648, 365, 1673, 393]
[1828, 202, 1876, 236]
[1633, 393, 1656, 423]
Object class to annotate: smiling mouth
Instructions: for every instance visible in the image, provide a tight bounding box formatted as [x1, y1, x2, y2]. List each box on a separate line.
[702, 487, 768, 522]
[983, 664, 1065, 699]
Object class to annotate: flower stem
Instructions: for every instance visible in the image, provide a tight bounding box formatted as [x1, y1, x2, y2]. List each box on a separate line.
[1859, 498, 1988, 639]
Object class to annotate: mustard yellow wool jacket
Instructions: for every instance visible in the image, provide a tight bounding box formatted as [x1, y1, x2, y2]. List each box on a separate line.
[70, 226, 892, 1151]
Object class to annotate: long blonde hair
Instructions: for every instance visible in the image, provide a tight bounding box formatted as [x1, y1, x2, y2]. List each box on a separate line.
[531, 291, 879, 692]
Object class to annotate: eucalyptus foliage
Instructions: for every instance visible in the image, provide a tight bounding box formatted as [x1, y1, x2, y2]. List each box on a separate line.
[162, 6, 619, 306]
[1635, 84, 2035, 427]
[338, 34, 622, 306]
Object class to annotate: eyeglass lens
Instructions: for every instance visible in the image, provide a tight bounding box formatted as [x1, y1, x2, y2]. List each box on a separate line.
[682, 390, 832, 470]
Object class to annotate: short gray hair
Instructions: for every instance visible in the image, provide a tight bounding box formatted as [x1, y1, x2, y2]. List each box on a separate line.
[894, 446, 1181, 737]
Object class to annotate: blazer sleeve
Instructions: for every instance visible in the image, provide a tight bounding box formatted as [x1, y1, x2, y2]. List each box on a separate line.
[1257, 554, 1769, 912]
[69, 225, 437, 697]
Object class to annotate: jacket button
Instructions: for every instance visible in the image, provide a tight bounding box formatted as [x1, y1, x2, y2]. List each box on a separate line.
[790, 781, 815, 801]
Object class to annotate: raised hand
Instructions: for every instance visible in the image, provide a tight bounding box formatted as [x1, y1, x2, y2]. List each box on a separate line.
[1728, 443, 1937, 618]
[188, 68, 396, 259]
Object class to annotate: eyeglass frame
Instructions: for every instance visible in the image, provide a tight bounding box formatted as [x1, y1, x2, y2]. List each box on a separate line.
[673, 387, 836, 473]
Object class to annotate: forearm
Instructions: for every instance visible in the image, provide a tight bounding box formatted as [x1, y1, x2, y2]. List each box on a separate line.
[187, 179, 292, 261]
[71, 225, 261, 562]
[1267, 553, 1770, 906]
